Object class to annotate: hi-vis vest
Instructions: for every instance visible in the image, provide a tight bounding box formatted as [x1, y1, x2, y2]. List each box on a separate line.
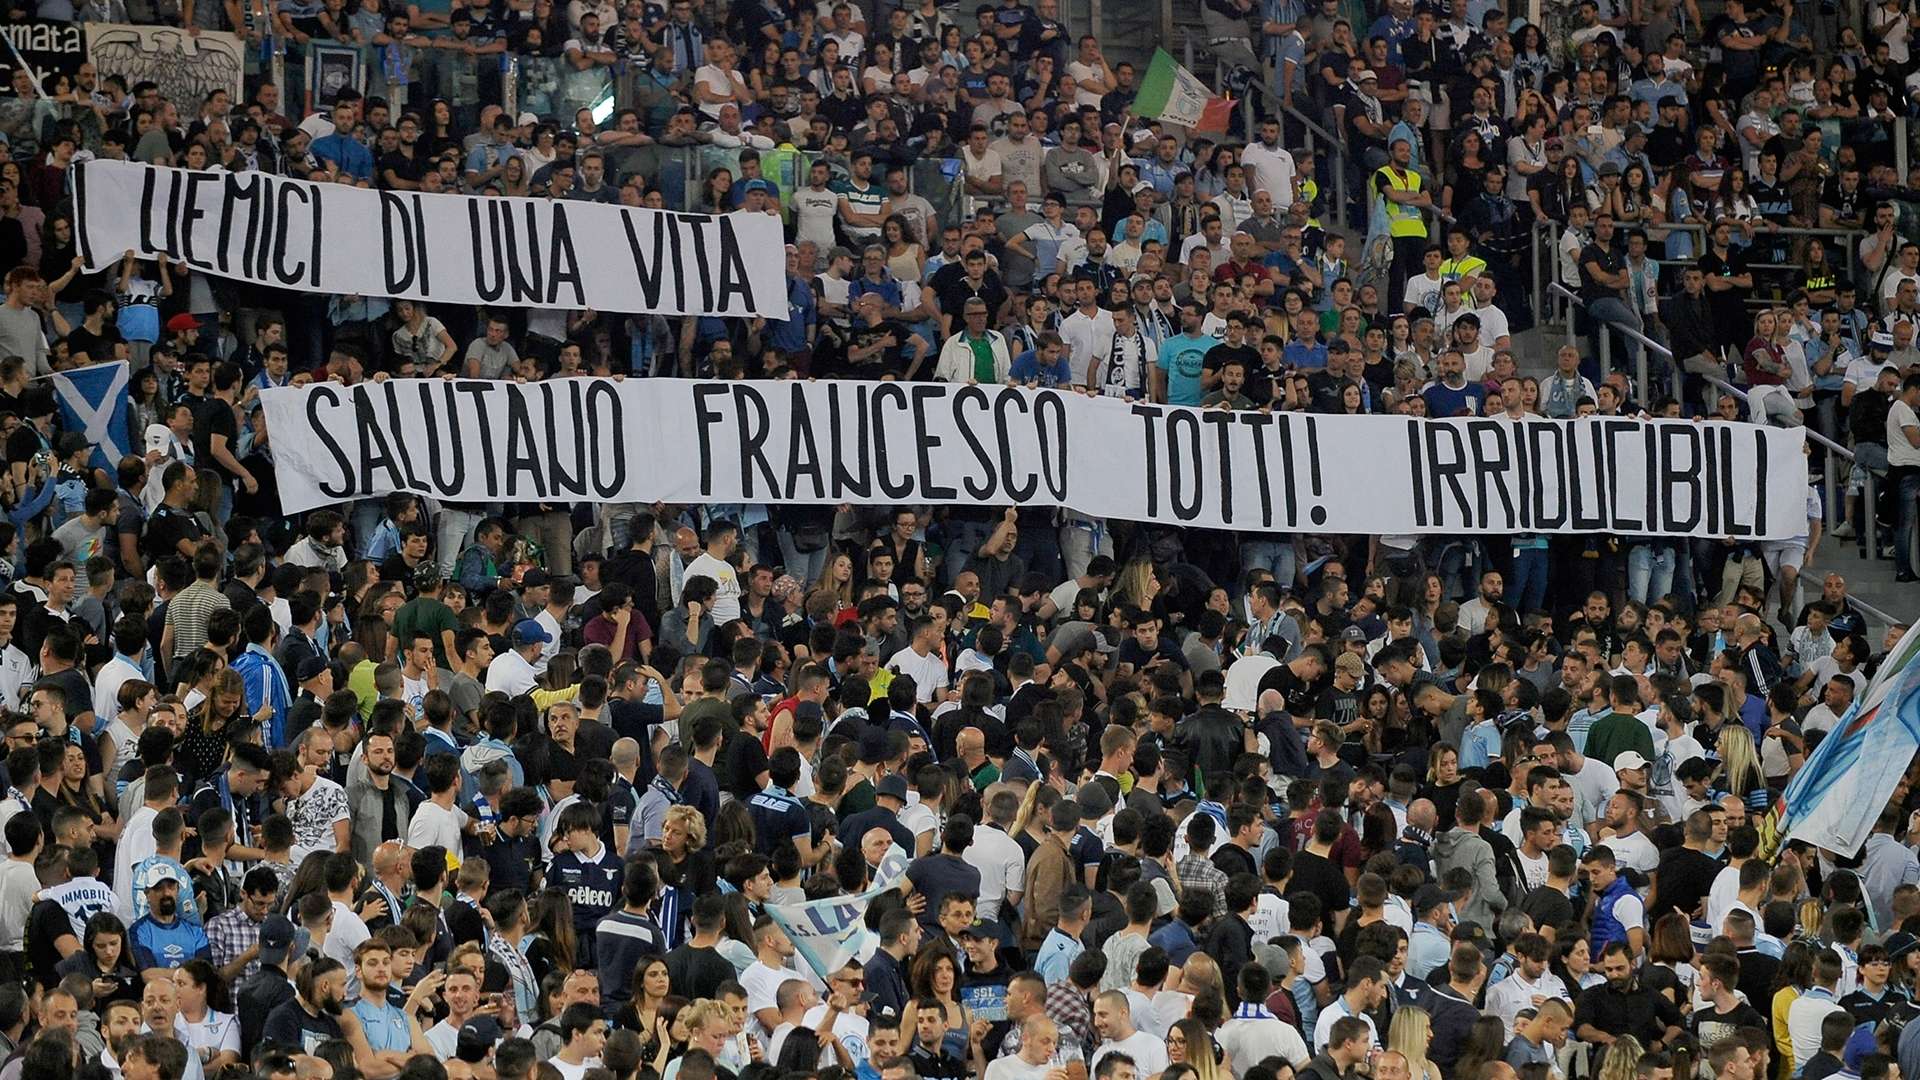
[1376, 166, 1427, 237]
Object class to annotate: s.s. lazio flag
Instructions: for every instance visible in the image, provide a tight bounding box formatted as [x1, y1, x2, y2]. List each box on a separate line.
[766, 843, 910, 982]
[1760, 623, 1920, 859]
[49, 360, 130, 473]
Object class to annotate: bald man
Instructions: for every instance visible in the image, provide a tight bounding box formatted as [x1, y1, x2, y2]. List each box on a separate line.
[669, 527, 701, 603]
[956, 728, 997, 790]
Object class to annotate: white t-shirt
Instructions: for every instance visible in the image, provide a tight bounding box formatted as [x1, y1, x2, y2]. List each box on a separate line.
[1889, 399, 1920, 467]
[800, 1004, 870, 1070]
[897, 799, 938, 845]
[1565, 758, 1619, 826]
[964, 824, 1026, 922]
[1219, 1016, 1311, 1074]
[884, 645, 948, 702]
[1517, 847, 1549, 890]
[1605, 829, 1660, 873]
[742, 960, 804, 1040]
[1804, 656, 1867, 702]
[1092, 1031, 1168, 1076]
[693, 65, 740, 118]
[406, 799, 468, 857]
[1312, 998, 1379, 1052]
[1241, 141, 1297, 209]
[1059, 307, 1115, 387]
[1476, 302, 1511, 344]
[683, 552, 743, 623]
[793, 187, 841, 252]
[986, 1057, 1055, 1080]
[485, 649, 540, 697]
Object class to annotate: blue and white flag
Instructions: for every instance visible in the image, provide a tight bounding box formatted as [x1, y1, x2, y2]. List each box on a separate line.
[1763, 623, 1920, 858]
[766, 843, 910, 982]
[50, 360, 130, 473]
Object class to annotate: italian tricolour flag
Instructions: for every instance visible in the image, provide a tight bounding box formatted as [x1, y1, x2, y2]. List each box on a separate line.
[1133, 47, 1234, 133]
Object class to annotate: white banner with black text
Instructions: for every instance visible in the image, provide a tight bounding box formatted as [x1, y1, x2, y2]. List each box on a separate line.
[71, 159, 787, 317]
[259, 378, 1811, 539]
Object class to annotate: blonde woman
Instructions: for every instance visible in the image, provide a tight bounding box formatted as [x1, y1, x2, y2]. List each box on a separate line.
[1596, 1035, 1646, 1080]
[1716, 724, 1770, 822]
[1111, 557, 1160, 611]
[658, 804, 716, 899]
[1388, 1007, 1444, 1080]
[664, 999, 739, 1080]
[1168, 1017, 1229, 1080]
[811, 552, 855, 608]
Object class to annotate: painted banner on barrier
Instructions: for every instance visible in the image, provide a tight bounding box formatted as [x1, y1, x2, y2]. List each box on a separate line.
[766, 843, 910, 982]
[71, 159, 786, 317]
[259, 378, 1810, 538]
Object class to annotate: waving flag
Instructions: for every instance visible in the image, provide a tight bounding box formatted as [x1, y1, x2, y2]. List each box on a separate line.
[1760, 624, 1920, 859]
[1135, 48, 1234, 133]
[50, 360, 130, 473]
[767, 843, 909, 982]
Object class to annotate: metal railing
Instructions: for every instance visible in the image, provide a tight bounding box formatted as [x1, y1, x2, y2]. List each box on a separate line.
[1546, 281, 1908, 581]
[1531, 218, 1869, 334]
[1185, 39, 1353, 235]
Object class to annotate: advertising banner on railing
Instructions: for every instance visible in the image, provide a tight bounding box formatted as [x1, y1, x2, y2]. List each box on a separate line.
[259, 377, 1811, 539]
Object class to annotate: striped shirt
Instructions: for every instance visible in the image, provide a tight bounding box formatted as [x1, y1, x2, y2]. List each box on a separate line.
[164, 581, 232, 659]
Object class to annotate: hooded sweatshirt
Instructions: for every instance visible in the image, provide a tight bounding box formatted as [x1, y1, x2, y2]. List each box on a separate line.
[1432, 824, 1507, 929]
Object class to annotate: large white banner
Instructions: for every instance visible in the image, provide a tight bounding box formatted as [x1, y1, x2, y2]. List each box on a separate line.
[259, 378, 1811, 539]
[72, 159, 786, 317]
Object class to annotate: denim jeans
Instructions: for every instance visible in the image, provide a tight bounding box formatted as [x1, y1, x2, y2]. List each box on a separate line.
[1240, 538, 1298, 590]
[1059, 521, 1114, 581]
[1586, 296, 1645, 376]
[1627, 542, 1676, 605]
[435, 506, 486, 577]
[1890, 467, 1920, 576]
[350, 498, 384, 559]
[777, 529, 829, 587]
[1508, 547, 1549, 614]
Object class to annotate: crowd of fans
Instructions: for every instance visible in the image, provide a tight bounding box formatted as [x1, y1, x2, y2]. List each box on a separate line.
[0, 4, 1911, 1080]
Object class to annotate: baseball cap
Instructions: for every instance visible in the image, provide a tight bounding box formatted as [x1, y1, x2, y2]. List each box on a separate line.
[457, 1019, 502, 1062]
[296, 656, 330, 684]
[1413, 884, 1450, 916]
[876, 774, 909, 801]
[1612, 751, 1650, 772]
[517, 112, 539, 126]
[144, 424, 173, 453]
[1340, 624, 1369, 643]
[519, 568, 551, 589]
[511, 619, 553, 647]
[413, 562, 442, 590]
[165, 313, 200, 333]
[1887, 932, 1920, 962]
[1596, 161, 1622, 177]
[258, 914, 299, 964]
[139, 862, 189, 890]
[1356, 69, 1378, 81]
[1334, 652, 1366, 678]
